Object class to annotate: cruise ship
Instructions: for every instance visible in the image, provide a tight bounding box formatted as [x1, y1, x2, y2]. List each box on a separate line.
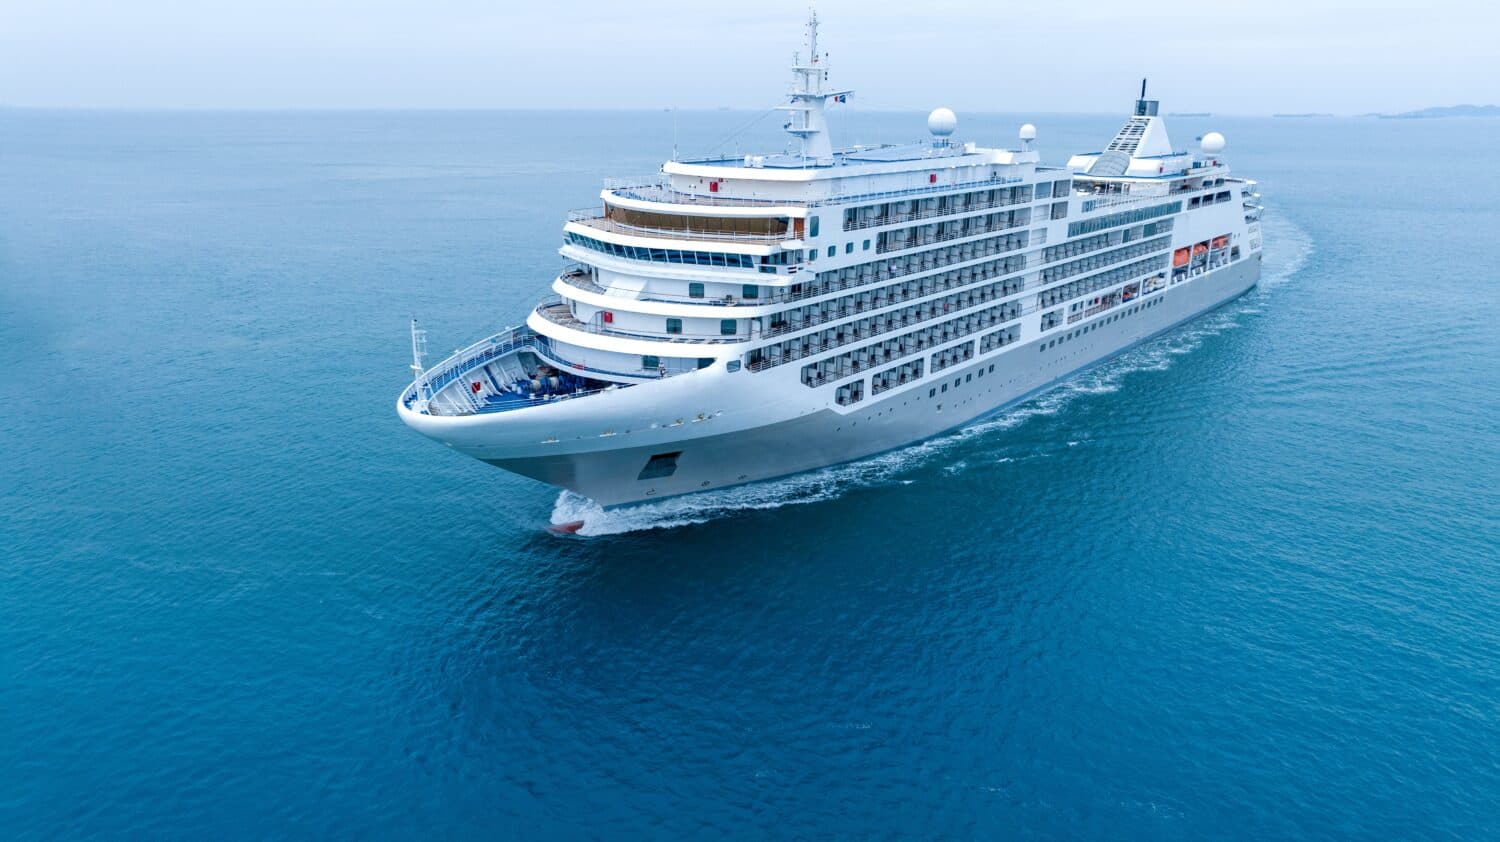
[397, 14, 1264, 510]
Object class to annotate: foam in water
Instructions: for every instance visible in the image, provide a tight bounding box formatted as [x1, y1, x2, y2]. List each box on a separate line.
[552, 215, 1313, 536]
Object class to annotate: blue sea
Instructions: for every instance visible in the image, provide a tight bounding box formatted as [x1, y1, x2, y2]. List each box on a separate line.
[3, 108, 1498, 839]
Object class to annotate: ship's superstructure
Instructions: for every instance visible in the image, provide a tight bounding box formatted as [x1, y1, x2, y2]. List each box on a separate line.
[397, 14, 1265, 508]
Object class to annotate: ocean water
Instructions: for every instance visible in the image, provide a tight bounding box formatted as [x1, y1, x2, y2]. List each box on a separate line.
[2, 108, 1498, 838]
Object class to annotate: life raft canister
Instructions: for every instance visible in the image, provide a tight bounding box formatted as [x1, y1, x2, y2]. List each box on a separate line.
[471, 381, 483, 393]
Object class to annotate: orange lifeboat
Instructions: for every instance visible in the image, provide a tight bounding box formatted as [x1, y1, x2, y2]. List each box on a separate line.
[1192, 242, 1209, 256]
[1173, 248, 1190, 267]
[1212, 235, 1230, 249]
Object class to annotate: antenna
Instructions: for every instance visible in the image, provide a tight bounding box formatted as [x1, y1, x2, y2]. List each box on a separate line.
[777, 8, 851, 166]
[1134, 78, 1158, 117]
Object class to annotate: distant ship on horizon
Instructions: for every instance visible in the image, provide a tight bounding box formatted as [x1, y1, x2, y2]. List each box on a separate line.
[397, 13, 1265, 512]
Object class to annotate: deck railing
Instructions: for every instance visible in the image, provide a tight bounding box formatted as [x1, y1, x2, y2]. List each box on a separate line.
[603, 173, 1028, 214]
[406, 324, 682, 416]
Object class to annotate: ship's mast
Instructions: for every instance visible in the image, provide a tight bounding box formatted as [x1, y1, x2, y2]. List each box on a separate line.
[778, 10, 851, 166]
[409, 318, 430, 409]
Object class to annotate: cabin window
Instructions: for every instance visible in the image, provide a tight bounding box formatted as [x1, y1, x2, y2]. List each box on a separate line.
[666, 318, 683, 334]
[720, 319, 737, 336]
[688, 282, 704, 299]
[697, 357, 714, 369]
[742, 284, 759, 299]
[845, 243, 853, 254]
[642, 355, 660, 370]
[808, 216, 820, 237]
[726, 360, 741, 372]
[863, 239, 871, 251]
[827, 245, 836, 258]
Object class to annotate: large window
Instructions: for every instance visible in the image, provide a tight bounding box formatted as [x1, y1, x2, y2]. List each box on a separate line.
[742, 284, 760, 299]
[1067, 202, 1182, 237]
[642, 355, 660, 370]
[720, 319, 737, 336]
[666, 318, 683, 334]
[565, 233, 754, 268]
[808, 216, 820, 237]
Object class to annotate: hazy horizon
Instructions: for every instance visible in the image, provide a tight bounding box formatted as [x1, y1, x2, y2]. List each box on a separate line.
[4, 0, 1493, 114]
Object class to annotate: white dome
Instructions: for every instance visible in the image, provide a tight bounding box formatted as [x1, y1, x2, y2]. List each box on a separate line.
[927, 107, 958, 137]
[1200, 131, 1226, 155]
[1019, 123, 1037, 141]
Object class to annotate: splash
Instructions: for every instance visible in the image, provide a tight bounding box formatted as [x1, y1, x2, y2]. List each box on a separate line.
[551, 214, 1313, 536]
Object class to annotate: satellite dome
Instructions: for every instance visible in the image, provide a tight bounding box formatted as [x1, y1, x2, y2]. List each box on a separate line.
[1019, 123, 1037, 141]
[1200, 131, 1226, 154]
[927, 107, 958, 137]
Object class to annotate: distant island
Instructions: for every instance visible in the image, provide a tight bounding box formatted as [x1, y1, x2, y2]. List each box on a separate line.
[1377, 104, 1500, 119]
[1272, 113, 1334, 119]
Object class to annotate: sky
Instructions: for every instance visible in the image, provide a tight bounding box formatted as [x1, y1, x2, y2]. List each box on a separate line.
[1, 0, 1493, 114]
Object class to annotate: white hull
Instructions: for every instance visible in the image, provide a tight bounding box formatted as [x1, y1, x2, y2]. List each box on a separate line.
[414, 257, 1258, 507]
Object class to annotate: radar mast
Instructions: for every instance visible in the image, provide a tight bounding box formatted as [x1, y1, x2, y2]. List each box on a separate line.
[778, 10, 852, 166]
